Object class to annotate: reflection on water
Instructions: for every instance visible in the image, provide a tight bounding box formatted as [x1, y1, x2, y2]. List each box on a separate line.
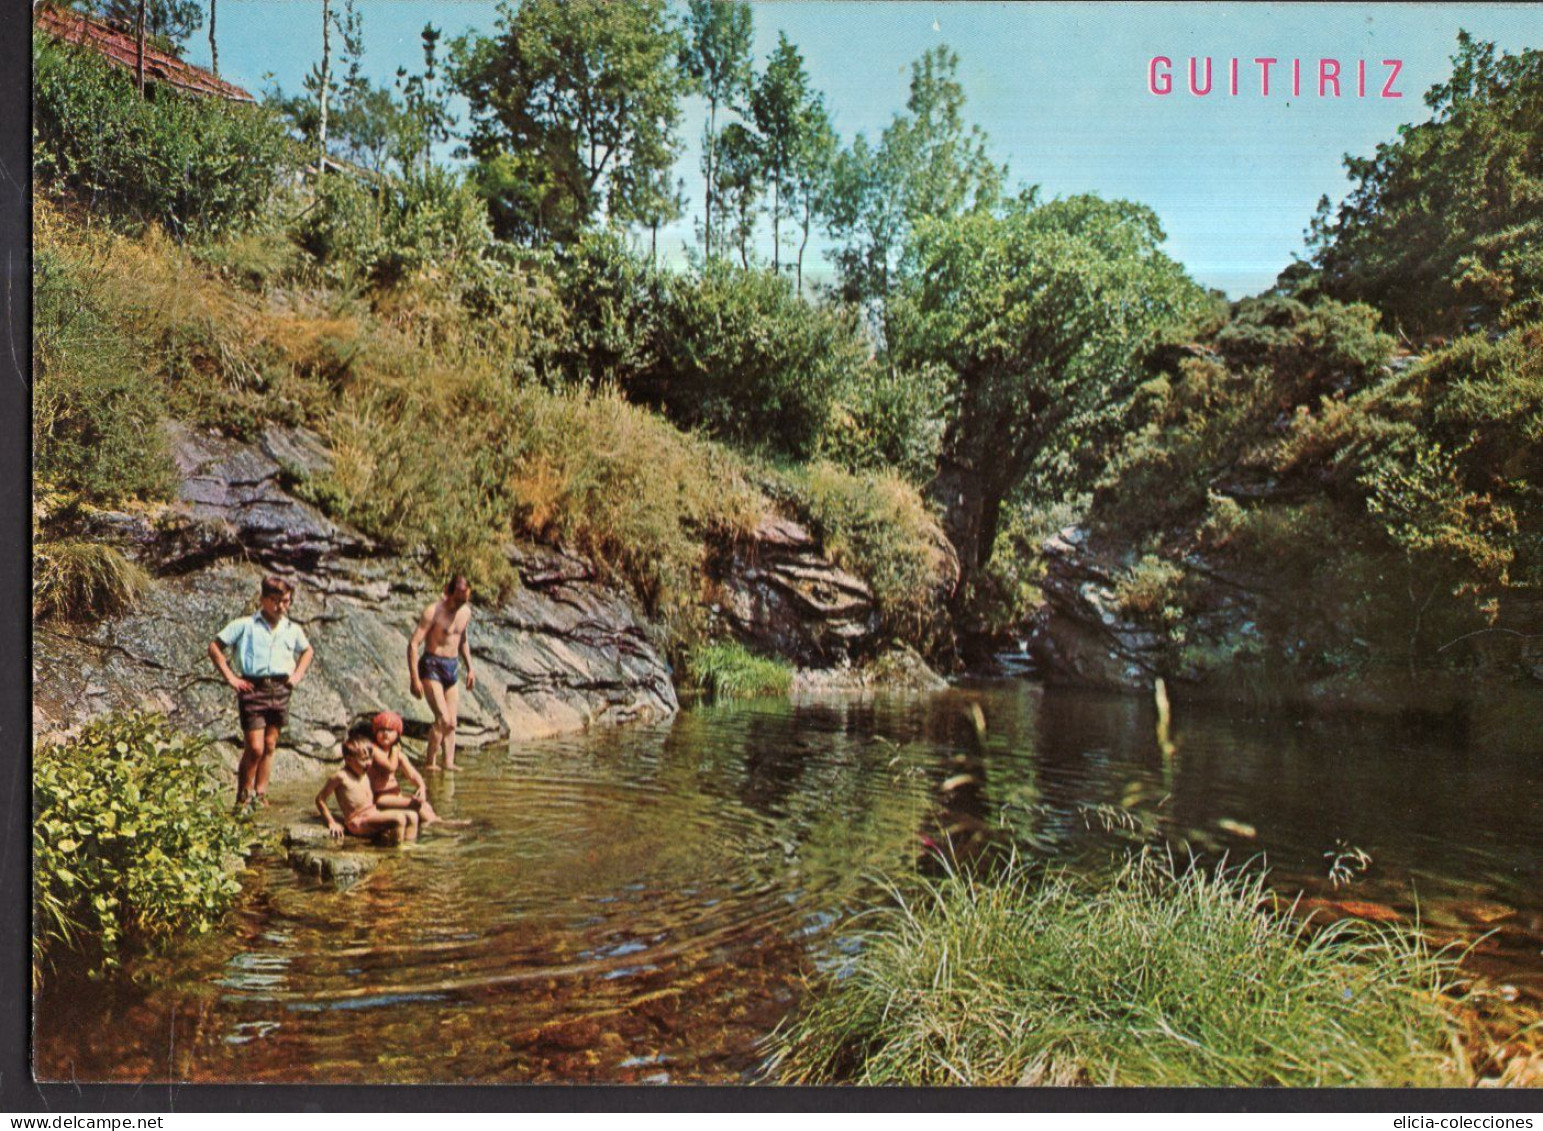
[34, 683, 1543, 1083]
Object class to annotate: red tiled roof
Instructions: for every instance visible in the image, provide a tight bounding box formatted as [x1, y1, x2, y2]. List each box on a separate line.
[35, 4, 256, 103]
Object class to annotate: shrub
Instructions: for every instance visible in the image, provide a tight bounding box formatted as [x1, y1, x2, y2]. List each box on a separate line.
[33, 34, 294, 236]
[818, 360, 947, 484]
[771, 854, 1465, 1086]
[33, 538, 149, 623]
[684, 640, 793, 698]
[33, 714, 250, 976]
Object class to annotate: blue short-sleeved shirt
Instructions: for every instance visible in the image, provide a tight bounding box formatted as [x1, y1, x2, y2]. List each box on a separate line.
[216, 613, 311, 677]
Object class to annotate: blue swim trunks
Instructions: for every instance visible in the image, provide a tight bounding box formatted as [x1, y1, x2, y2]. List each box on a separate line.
[418, 653, 459, 686]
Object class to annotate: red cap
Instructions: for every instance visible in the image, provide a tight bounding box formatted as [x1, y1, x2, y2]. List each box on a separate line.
[371, 711, 403, 735]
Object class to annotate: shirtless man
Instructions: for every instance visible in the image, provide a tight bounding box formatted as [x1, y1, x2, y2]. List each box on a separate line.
[316, 737, 419, 844]
[408, 575, 475, 772]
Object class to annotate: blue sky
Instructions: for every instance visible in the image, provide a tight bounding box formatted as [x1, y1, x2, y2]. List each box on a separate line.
[180, 2, 1542, 297]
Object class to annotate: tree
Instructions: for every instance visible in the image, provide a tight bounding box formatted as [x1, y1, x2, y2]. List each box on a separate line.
[750, 33, 816, 273]
[452, 0, 685, 244]
[891, 196, 1203, 593]
[789, 94, 836, 292]
[713, 122, 762, 268]
[826, 46, 1004, 310]
[1303, 34, 1543, 335]
[89, 0, 203, 45]
[678, 0, 753, 261]
[393, 24, 455, 176]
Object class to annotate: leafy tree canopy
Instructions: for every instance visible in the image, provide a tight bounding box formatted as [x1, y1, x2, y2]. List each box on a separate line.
[451, 0, 685, 245]
[826, 46, 1005, 307]
[892, 195, 1204, 583]
[1299, 33, 1543, 336]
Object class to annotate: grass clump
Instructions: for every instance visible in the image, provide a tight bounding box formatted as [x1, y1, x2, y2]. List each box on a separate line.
[771, 854, 1466, 1087]
[685, 640, 794, 699]
[33, 538, 150, 623]
[33, 714, 250, 978]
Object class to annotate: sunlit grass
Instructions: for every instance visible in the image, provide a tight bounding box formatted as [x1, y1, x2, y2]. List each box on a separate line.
[684, 640, 794, 698]
[770, 853, 1468, 1086]
[34, 538, 149, 623]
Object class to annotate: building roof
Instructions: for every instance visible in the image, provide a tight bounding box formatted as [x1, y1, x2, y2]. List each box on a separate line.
[35, 4, 256, 104]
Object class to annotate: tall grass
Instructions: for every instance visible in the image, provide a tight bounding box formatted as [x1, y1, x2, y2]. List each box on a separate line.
[784, 461, 953, 650]
[770, 854, 1466, 1086]
[684, 640, 794, 698]
[34, 538, 149, 623]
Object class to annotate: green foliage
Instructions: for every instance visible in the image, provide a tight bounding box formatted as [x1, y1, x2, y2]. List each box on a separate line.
[452, 0, 685, 244]
[33, 34, 294, 237]
[1302, 34, 1543, 335]
[679, 0, 754, 263]
[826, 46, 1005, 307]
[293, 166, 498, 291]
[86, 0, 204, 43]
[34, 538, 150, 623]
[684, 639, 793, 698]
[771, 854, 1464, 1086]
[33, 714, 249, 976]
[818, 361, 947, 484]
[33, 239, 177, 504]
[894, 195, 1204, 584]
[784, 462, 952, 649]
[553, 242, 877, 460]
[750, 33, 832, 279]
[647, 265, 872, 458]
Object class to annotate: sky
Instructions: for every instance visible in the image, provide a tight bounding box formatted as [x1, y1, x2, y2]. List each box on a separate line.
[176, 2, 1543, 298]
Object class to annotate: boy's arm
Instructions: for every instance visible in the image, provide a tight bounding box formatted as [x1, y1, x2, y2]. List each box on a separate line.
[315, 777, 343, 838]
[459, 615, 475, 690]
[208, 639, 254, 693]
[407, 606, 432, 699]
[288, 645, 314, 688]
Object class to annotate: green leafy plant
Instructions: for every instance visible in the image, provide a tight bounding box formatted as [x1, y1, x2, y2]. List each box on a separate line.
[33, 34, 295, 237]
[33, 714, 251, 978]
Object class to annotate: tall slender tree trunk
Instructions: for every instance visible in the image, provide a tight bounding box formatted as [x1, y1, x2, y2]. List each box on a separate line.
[797, 202, 812, 292]
[704, 101, 717, 260]
[208, 0, 218, 78]
[771, 181, 780, 272]
[134, 0, 146, 96]
[317, 0, 331, 175]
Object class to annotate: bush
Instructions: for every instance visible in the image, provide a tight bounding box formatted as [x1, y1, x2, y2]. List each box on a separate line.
[553, 243, 878, 460]
[684, 640, 793, 698]
[34, 538, 149, 623]
[33, 34, 294, 236]
[33, 714, 250, 976]
[818, 361, 947, 484]
[771, 854, 1465, 1086]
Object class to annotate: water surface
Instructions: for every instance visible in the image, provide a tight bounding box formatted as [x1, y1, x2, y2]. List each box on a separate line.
[34, 682, 1543, 1083]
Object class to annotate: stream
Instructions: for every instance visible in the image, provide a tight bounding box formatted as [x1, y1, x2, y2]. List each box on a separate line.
[33, 681, 1543, 1084]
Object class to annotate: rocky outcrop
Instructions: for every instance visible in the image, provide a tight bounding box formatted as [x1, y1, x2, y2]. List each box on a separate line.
[717, 514, 879, 666]
[34, 423, 678, 778]
[1028, 525, 1261, 692]
[283, 823, 383, 887]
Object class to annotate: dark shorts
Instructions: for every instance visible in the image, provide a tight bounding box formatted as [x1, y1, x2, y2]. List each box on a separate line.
[418, 653, 459, 687]
[237, 676, 292, 733]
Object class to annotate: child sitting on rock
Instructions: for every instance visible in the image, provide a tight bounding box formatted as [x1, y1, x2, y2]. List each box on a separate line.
[316, 736, 419, 844]
[364, 711, 450, 827]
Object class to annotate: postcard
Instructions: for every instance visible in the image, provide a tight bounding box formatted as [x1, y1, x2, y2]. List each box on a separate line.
[28, 0, 1543, 1092]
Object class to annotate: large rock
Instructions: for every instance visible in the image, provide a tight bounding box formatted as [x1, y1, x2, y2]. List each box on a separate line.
[34, 424, 678, 772]
[718, 514, 879, 666]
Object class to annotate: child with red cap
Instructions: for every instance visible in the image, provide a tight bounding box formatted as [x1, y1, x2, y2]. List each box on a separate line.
[366, 710, 444, 826]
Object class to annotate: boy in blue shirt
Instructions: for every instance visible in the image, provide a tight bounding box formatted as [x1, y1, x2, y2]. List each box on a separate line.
[208, 575, 315, 809]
